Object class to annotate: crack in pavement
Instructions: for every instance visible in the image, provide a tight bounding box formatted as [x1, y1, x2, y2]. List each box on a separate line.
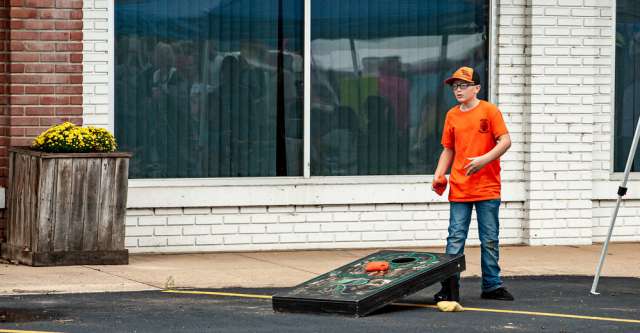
[236, 253, 332, 276]
[81, 265, 163, 290]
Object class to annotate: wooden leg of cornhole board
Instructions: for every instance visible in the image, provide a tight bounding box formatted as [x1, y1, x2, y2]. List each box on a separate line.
[444, 276, 460, 302]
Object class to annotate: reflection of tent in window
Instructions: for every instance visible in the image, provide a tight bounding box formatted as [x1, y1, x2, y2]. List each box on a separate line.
[312, 0, 483, 39]
[378, 57, 409, 132]
[337, 56, 409, 133]
[116, 0, 481, 41]
[116, 0, 301, 44]
[338, 76, 378, 127]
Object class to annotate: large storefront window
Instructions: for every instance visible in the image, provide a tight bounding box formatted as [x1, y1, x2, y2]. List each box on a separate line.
[615, 1, 640, 172]
[115, 0, 488, 178]
[115, 0, 303, 178]
[310, 0, 489, 175]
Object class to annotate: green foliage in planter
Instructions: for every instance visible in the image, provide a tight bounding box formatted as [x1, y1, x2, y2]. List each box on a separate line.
[31, 122, 118, 153]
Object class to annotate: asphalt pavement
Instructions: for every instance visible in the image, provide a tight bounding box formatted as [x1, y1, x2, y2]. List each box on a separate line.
[1, 276, 639, 333]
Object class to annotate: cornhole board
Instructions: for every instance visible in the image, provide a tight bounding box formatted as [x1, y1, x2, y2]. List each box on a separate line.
[272, 251, 465, 317]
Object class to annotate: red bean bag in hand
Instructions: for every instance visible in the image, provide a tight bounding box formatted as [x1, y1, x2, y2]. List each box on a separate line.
[433, 175, 448, 196]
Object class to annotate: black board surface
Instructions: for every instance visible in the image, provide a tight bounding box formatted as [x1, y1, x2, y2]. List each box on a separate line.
[272, 250, 465, 317]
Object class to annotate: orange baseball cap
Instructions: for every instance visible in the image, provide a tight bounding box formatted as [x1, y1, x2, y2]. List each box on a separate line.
[444, 66, 481, 85]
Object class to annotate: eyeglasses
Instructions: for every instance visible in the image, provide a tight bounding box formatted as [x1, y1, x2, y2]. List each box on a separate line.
[451, 83, 476, 90]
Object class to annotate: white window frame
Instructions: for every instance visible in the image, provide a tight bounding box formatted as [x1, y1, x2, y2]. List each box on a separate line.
[609, 0, 620, 179]
[108, 0, 513, 208]
[608, 0, 640, 181]
[595, 0, 640, 200]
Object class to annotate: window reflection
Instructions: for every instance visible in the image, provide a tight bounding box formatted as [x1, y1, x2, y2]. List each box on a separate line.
[310, 0, 489, 176]
[115, 0, 303, 178]
[115, 0, 489, 178]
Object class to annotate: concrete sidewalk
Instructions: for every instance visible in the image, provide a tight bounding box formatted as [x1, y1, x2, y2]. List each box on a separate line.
[1, 243, 638, 295]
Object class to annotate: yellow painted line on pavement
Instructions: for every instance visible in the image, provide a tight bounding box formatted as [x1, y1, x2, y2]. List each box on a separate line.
[392, 302, 640, 324]
[0, 329, 62, 333]
[163, 289, 640, 324]
[163, 289, 272, 300]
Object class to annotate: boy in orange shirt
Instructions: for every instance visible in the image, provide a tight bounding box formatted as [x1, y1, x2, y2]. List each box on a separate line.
[432, 66, 514, 301]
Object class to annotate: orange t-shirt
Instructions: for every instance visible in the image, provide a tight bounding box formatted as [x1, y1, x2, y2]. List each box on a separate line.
[441, 100, 508, 202]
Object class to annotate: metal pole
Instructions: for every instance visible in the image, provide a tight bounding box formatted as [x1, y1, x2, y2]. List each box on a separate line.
[590, 116, 640, 295]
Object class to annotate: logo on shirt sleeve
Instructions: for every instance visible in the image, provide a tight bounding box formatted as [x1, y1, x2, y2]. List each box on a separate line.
[479, 119, 489, 133]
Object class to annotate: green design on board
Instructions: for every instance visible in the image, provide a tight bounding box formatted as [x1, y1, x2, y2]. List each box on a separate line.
[288, 251, 444, 300]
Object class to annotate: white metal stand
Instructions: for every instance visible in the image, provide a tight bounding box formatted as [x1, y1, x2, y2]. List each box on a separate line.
[590, 117, 640, 295]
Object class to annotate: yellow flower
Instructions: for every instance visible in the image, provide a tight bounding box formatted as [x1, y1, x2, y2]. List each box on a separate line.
[32, 122, 117, 153]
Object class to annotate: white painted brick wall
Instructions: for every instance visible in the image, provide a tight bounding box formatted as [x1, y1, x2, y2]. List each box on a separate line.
[506, 0, 612, 245]
[83, 0, 112, 129]
[125, 202, 525, 253]
[82, 1, 638, 253]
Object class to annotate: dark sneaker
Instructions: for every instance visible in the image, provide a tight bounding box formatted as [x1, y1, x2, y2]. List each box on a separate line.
[481, 287, 514, 301]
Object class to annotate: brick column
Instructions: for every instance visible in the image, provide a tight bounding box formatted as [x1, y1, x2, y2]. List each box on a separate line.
[1, 0, 83, 240]
[522, 0, 606, 245]
[9, 0, 84, 145]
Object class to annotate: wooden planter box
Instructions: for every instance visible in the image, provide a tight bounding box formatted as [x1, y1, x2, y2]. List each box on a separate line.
[1, 148, 132, 266]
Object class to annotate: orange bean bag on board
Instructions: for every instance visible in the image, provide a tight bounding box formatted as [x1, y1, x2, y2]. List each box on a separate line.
[365, 261, 390, 272]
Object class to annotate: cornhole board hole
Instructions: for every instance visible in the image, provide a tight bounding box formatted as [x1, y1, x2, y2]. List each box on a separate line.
[272, 251, 465, 317]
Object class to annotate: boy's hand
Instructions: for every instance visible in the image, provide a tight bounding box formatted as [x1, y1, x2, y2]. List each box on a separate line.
[432, 175, 448, 196]
[464, 155, 489, 176]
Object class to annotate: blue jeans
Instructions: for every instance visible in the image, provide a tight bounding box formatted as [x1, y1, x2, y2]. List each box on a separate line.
[446, 199, 503, 292]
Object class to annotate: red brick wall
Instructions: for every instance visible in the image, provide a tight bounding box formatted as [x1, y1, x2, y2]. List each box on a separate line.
[1, 2, 9, 187]
[0, 1, 9, 242]
[1, 0, 83, 240]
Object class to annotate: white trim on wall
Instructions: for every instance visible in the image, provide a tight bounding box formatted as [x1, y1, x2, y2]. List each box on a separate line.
[108, 0, 115, 133]
[594, 180, 640, 200]
[127, 179, 525, 208]
[610, 0, 617, 176]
